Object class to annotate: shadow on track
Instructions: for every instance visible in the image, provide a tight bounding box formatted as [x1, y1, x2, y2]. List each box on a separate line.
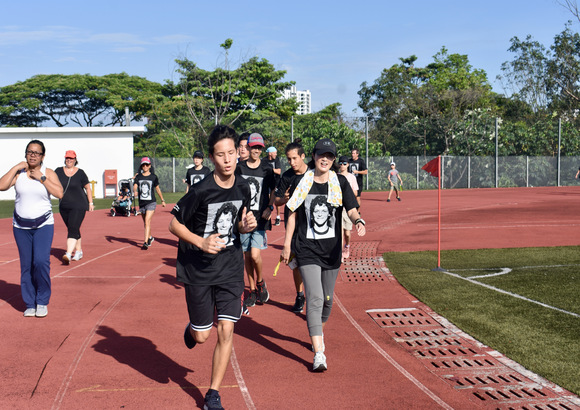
[92, 325, 204, 407]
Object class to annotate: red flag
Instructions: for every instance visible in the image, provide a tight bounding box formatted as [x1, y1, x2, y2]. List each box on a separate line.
[422, 157, 440, 177]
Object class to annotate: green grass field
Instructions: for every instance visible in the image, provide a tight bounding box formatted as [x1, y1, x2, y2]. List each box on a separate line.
[384, 246, 580, 395]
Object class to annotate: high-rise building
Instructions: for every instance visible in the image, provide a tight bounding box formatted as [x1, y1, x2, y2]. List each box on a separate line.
[282, 86, 311, 115]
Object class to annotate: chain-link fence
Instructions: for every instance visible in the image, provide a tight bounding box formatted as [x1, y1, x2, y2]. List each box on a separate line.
[136, 156, 580, 194]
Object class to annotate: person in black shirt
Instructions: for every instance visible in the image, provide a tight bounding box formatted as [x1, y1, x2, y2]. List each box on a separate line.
[263, 146, 282, 225]
[55, 150, 94, 264]
[348, 148, 368, 208]
[169, 125, 256, 410]
[185, 150, 211, 192]
[133, 157, 166, 250]
[274, 140, 308, 313]
[281, 138, 365, 372]
[236, 133, 276, 308]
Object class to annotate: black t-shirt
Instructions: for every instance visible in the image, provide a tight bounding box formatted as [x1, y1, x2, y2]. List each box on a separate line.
[171, 173, 251, 285]
[275, 168, 305, 223]
[348, 157, 367, 190]
[290, 174, 358, 270]
[134, 173, 159, 207]
[55, 167, 90, 210]
[262, 157, 281, 182]
[185, 166, 211, 186]
[236, 160, 276, 231]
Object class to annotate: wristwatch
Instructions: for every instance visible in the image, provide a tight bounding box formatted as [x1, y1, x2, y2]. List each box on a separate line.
[40, 175, 46, 183]
[268, 205, 274, 211]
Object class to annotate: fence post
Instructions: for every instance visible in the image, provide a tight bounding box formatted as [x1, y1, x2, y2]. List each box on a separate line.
[495, 117, 499, 188]
[416, 156, 419, 190]
[558, 118, 561, 187]
[172, 157, 176, 193]
[468, 156, 471, 189]
[526, 156, 529, 187]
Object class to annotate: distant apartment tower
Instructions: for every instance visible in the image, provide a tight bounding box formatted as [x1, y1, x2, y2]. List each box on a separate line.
[282, 86, 311, 115]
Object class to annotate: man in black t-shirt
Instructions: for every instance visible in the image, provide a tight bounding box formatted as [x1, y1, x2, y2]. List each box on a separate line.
[263, 146, 282, 225]
[236, 133, 276, 308]
[348, 148, 367, 208]
[169, 126, 257, 410]
[185, 150, 211, 193]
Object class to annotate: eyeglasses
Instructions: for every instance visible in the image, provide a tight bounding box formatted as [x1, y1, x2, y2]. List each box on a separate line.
[339, 162, 348, 165]
[26, 150, 43, 157]
[142, 163, 151, 166]
[65, 157, 75, 160]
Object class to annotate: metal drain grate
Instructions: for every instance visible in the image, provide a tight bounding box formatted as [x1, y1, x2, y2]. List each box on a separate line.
[368, 308, 579, 409]
[340, 241, 386, 283]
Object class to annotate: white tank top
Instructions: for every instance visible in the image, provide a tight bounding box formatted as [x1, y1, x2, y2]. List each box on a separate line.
[13, 165, 54, 228]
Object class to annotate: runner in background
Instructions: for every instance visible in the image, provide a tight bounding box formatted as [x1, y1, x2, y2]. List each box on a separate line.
[274, 139, 308, 313]
[185, 150, 211, 193]
[263, 146, 282, 225]
[338, 155, 359, 261]
[387, 162, 403, 202]
[134, 157, 165, 250]
[348, 148, 367, 209]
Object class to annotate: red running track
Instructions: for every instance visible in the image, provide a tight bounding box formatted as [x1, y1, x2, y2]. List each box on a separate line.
[0, 187, 579, 409]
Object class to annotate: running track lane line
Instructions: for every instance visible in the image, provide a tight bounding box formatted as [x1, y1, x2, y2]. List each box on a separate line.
[230, 346, 256, 410]
[51, 263, 165, 410]
[333, 294, 454, 410]
[52, 246, 132, 278]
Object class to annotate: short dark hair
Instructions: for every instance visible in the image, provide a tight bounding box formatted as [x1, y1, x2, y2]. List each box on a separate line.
[208, 125, 239, 155]
[26, 139, 46, 155]
[239, 132, 251, 143]
[285, 138, 305, 156]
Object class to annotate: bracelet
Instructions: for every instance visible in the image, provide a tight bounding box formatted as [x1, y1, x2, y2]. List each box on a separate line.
[355, 218, 365, 226]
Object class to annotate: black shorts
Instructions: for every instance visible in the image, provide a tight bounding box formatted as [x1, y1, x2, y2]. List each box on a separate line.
[184, 280, 244, 331]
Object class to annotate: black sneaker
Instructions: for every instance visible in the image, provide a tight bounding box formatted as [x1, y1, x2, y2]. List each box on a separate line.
[397, 197, 401, 201]
[203, 389, 224, 410]
[291, 294, 305, 313]
[245, 290, 257, 308]
[141, 242, 149, 250]
[184, 323, 196, 349]
[256, 280, 269, 304]
[147, 236, 155, 246]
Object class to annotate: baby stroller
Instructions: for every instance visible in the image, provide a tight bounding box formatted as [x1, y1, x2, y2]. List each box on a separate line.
[110, 179, 137, 216]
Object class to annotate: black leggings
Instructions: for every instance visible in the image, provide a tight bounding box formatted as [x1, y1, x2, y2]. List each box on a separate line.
[60, 208, 86, 240]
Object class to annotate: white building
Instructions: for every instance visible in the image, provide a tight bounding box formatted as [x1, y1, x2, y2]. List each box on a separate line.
[0, 126, 144, 200]
[282, 86, 312, 115]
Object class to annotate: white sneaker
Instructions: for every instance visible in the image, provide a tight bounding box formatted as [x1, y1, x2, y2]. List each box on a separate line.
[36, 305, 48, 318]
[62, 253, 71, 264]
[23, 308, 36, 317]
[313, 352, 327, 372]
[72, 251, 83, 261]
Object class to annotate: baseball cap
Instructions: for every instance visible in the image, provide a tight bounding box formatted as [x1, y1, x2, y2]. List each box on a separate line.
[141, 157, 151, 165]
[313, 138, 337, 157]
[65, 150, 77, 159]
[193, 150, 204, 159]
[338, 155, 349, 164]
[248, 133, 265, 147]
[390, 162, 396, 166]
[266, 146, 277, 153]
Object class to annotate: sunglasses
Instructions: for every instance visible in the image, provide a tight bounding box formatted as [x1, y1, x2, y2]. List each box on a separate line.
[339, 162, 348, 165]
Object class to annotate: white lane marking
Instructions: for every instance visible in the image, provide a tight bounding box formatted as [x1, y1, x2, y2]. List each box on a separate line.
[230, 346, 256, 410]
[441, 270, 580, 318]
[0, 258, 19, 265]
[51, 264, 164, 410]
[334, 294, 454, 410]
[53, 246, 132, 278]
[468, 268, 512, 279]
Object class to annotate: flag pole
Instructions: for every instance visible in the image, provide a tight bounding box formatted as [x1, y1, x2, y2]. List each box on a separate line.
[433, 155, 444, 272]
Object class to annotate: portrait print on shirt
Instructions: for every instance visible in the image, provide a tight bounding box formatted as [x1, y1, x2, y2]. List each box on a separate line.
[204, 200, 242, 247]
[306, 194, 335, 240]
[190, 174, 204, 185]
[241, 175, 263, 211]
[139, 180, 153, 201]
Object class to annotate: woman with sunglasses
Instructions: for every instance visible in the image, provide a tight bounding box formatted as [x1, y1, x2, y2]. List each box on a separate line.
[133, 157, 165, 250]
[55, 150, 94, 264]
[0, 140, 63, 318]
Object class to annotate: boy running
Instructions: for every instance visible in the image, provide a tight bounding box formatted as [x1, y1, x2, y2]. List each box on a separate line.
[387, 162, 403, 202]
[169, 125, 257, 410]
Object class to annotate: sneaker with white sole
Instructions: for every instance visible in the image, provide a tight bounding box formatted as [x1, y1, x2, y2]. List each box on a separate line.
[147, 236, 155, 246]
[204, 389, 224, 410]
[62, 252, 71, 264]
[72, 251, 83, 261]
[36, 305, 48, 318]
[313, 352, 327, 372]
[23, 308, 36, 317]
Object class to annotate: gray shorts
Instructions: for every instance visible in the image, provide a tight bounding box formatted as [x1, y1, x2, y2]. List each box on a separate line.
[240, 230, 267, 251]
[141, 202, 157, 212]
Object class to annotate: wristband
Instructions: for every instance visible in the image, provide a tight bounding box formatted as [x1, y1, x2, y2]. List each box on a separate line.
[268, 205, 274, 211]
[89, 202, 94, 205]
[355, 218, 365, 226]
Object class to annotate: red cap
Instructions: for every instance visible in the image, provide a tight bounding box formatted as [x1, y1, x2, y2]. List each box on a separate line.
[65, 150, 77, 159]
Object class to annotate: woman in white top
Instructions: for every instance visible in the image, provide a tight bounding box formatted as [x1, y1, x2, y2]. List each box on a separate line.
[0, 140, 63, 318]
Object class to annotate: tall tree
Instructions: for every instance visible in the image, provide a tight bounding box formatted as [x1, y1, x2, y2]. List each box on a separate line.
[0, 73, 164, 127]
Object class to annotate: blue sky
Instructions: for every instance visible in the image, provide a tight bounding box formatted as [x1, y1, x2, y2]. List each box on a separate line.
[0, 0, 575, 116]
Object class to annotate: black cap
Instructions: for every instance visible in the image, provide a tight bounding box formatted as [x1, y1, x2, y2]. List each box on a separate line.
[313, 138, 337, 157]
[338, 155, 349, 163]
[193, 150, 204, 159]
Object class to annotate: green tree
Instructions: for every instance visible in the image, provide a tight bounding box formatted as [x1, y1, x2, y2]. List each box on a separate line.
[0, 73, 164, 127]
